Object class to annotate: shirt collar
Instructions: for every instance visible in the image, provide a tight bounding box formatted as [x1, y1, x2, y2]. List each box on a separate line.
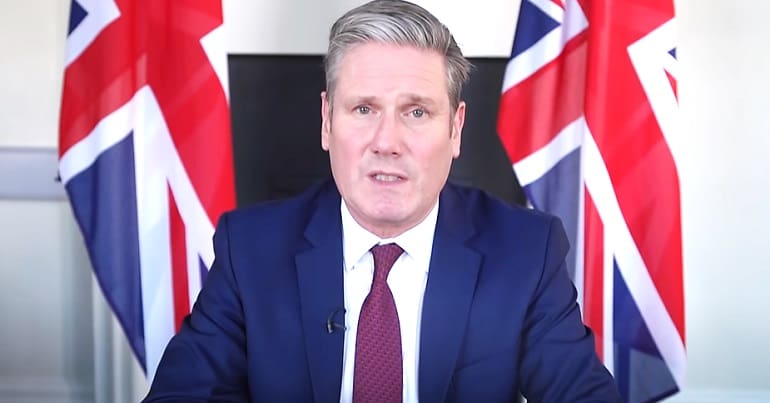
[340, 199, 439, 274]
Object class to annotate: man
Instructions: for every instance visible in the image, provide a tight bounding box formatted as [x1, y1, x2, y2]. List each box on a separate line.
[145, 1, 622, 402]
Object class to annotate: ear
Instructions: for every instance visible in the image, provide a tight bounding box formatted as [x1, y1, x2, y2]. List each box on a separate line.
[321, 91, 331, 151]
[450, 101, 466, 158]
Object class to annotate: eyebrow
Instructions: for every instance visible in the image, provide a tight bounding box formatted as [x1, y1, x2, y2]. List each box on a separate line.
[349, 96, 377, 105]
[403, 94, 438, 107]
[342, 94, 440, 107]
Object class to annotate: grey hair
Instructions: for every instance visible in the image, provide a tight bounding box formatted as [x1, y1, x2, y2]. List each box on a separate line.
[324, 0, 472, 112]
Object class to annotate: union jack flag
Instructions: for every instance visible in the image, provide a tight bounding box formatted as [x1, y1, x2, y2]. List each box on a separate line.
[497, 0, 685, 401]
[58, 0, 235, 380]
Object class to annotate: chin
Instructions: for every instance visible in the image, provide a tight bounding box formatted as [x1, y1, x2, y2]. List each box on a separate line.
[366, 207, 407, 224]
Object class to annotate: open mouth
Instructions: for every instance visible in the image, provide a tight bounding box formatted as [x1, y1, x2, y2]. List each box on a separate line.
[370, 172, 406, 183]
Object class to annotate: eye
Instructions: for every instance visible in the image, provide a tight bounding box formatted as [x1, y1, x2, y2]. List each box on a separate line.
[356, 105, 371, 114]
[410, 108, 425, 118]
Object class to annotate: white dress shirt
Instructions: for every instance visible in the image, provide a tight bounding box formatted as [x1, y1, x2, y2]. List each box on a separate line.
[338, 200, 439, 403]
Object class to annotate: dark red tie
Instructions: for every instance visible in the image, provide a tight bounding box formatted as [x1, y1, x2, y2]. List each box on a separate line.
[353, 243, 404, 403]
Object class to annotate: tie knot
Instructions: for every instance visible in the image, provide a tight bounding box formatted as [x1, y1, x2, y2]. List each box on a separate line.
[371, 243, 404, 281]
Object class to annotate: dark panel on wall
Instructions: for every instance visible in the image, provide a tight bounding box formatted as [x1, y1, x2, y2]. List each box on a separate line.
[454, 59, 526, 206]
[229, 55, 329, 205]
[228, 55, 525, 208]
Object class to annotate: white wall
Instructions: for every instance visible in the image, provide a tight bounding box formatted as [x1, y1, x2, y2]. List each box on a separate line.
[224, 0, 518, 56]
[0, 0, 68, 148]
[1, 0, 769, 402]
[0, 200, 94, 402]
[672, 1, 770, 399]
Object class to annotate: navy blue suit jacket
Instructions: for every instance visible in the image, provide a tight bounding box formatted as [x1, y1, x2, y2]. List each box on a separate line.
[145, 180, 621, 402]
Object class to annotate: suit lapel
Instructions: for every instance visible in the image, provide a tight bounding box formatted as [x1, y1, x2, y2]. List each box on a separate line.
[419, 185, 482, 403]
[295, 182, 345, 403]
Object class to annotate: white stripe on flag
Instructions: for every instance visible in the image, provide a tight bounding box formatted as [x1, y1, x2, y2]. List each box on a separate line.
[132, 87, 176, 382]
[582, 124, 687, 388]
[512, 116, 585, 186]
[574, 144, 587, 310]
[59, 92, 136, 185]
[529, 0, 565, 21]
[131, 86, 217, 380]
[164, 137, 217, 270]
[200, 24, 230, 101]
[627, 19, 681, 172]
[501, 24, 563, 93]
[602, 222, 615, 375]
[187, 233, 203, 310]
[501, 0, 587, 93]
[65, 0, 120, 67]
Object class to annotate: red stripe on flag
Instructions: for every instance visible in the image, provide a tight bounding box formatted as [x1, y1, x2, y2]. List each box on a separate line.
[142, 0, 235, 225]
[583, 188, 604, 359]
[59, 3, 140, 156]
[169, 186, 190, 332]
[666, 71, 678, 99]
[497, 34, 587, 165]
[584, 0, 684, 341]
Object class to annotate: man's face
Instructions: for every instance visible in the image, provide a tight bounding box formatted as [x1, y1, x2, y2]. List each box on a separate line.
[321, 42, 465, 238]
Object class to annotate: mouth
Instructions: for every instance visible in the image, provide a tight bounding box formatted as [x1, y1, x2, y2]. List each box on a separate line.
[369, 172, 406, 183]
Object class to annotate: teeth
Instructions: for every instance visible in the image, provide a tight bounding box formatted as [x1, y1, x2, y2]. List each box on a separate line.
[374, 174, 400, 182]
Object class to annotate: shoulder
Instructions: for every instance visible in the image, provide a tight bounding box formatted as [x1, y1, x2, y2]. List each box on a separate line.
[442, 182, 568, 262]
[445, 182, 561, 234]
[217, 179, 338, 241]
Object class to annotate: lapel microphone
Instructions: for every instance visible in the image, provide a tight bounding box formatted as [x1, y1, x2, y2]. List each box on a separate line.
[326, 307, 347, 334]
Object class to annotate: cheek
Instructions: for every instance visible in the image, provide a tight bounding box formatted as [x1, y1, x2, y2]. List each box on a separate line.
[328, 137, 363, 175]
[337, 135, 371, 160]
[416, 139, 455, 167]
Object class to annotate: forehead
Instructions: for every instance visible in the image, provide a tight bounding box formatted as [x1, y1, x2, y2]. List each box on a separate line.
[335, 43, 449, 101]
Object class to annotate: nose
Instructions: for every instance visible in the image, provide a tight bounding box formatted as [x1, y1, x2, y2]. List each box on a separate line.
[370, 112, 403, 156]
